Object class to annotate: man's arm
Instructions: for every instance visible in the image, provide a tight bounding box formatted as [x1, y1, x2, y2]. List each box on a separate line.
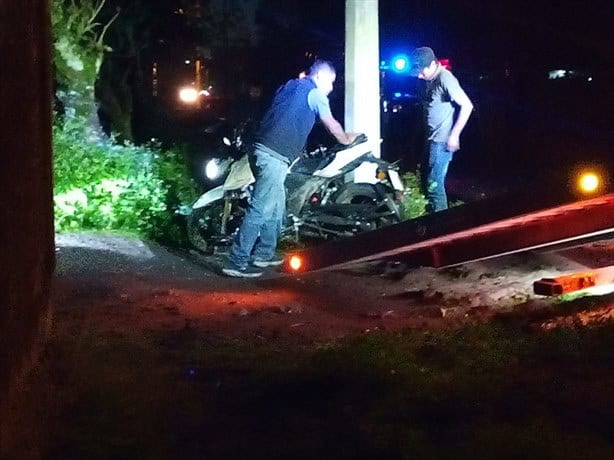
[308, 88, 358, 145]
[445, 74, 474, 152]
[320, 115, 358, 145]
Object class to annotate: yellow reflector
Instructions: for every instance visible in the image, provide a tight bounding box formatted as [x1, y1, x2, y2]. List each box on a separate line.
[289, 255, 303, 271]
[377, 170, 387, 180]
[578, 172, 600, 193]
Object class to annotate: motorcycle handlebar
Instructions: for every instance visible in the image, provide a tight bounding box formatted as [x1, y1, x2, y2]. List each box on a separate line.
[303, 133, 368, 158]
[330, 133, 368, 153]
[348, 133, 368, 147]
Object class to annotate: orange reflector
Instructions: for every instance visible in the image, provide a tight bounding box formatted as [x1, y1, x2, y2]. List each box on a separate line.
[289, 255, 303, 271]
[578, 172, 600, 194]
[534, 272, 596, 296]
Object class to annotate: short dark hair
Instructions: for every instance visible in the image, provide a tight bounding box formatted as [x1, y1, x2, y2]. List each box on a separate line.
[308, 60, 336, 76]
[409, 47, 437, 77]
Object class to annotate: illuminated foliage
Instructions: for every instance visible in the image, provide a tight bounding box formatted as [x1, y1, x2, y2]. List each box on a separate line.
[53, 116, 199, 244]
[401, 171, 428, 219]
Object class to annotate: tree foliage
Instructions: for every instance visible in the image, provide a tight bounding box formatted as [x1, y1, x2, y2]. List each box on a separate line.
[51, 0, 116, 87]
[53, 116, 199, 243]
[51, 0, 118, 139]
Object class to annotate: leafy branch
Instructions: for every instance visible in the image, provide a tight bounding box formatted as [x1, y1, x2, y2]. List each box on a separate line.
[51, 0, 119, 85]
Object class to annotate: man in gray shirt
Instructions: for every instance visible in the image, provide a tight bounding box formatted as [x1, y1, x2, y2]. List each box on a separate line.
[409, 47, 473, 212]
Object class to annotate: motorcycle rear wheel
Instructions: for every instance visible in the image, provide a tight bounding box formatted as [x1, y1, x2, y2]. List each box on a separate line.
[332, 183, 379, 205]
[332, 183, 402, 227]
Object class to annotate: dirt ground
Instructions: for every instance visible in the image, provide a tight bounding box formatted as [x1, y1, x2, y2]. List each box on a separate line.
[53, 233, 614, 340]
[5, 233, 612, 459]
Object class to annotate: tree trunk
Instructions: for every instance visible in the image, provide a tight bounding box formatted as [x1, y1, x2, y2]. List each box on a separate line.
[57, 83, 106, 142]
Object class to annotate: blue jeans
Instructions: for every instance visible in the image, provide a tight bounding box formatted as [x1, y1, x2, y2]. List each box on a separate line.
[424, 141, 453, 213]
[228, 145, 288, 268]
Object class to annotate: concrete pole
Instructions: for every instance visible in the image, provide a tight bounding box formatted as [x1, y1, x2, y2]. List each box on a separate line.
[345, 0, 380, 157]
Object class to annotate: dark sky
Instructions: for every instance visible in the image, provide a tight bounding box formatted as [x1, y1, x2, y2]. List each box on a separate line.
[271, 0, 614, 71]
[408, 0, 614, 69]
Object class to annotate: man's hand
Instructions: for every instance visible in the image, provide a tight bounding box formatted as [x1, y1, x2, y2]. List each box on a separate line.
[447, 134, 460, 152]
[447, 91, 473, 153]
[343, 132, 361, 145]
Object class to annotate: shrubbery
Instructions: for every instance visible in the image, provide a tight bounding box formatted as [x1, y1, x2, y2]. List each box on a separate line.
[401, 171, 428, 219]
[53, 117, 199, 245]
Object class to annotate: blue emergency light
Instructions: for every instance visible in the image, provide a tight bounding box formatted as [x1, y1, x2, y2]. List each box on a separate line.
[391, 55, 409, 73]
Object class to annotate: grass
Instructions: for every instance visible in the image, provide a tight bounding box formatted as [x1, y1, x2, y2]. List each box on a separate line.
[31, 322, 614, 459]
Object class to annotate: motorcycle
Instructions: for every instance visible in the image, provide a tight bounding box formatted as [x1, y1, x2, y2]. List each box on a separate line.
[187, 131, 405, 253]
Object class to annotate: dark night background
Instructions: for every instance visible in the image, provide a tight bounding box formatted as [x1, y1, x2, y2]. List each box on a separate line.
[100, 0, 614, 196]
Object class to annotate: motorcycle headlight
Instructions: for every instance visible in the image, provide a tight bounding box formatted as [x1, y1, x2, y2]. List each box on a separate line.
[205, 158, 223, 180]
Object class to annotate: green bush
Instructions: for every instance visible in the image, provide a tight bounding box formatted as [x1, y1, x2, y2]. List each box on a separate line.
[401, 171, 428, 220]
[53, 117, 199, 245]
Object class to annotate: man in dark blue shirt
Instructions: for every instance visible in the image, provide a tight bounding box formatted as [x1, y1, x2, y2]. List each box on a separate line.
[223, 60, 358, 277]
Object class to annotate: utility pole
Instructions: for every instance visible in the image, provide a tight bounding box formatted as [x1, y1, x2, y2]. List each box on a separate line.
[345, 0, 380, 157]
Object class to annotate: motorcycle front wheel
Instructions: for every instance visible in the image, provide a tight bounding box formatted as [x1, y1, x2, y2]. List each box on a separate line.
[187, 201, 225, 253]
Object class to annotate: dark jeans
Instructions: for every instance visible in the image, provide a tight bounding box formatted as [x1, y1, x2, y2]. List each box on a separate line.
[423, 141, 453, 213]
[228, 145, 288, 268]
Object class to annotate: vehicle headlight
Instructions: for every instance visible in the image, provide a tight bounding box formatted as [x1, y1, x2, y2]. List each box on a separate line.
[205, 158, 222, 180]
[178, 87, 199, 104]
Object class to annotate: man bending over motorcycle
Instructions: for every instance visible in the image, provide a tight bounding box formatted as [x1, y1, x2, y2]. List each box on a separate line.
[223, 60, 359, 277]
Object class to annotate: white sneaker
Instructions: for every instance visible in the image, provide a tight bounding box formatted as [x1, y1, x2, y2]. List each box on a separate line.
[222, 265, 263, 278]
[252, 256, 284, 268]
